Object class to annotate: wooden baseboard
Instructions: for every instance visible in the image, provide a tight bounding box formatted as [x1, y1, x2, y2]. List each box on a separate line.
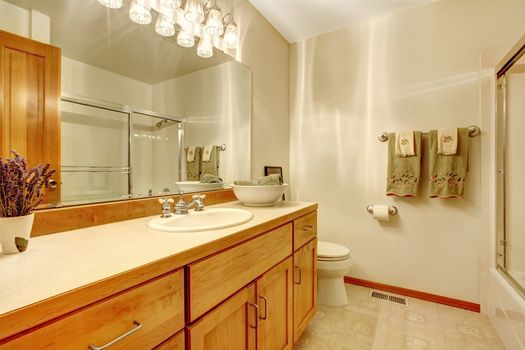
[344, 276, 480, 313]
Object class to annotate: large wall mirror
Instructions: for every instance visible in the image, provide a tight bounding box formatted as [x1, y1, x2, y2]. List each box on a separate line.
[496, 35, 525, 298]
[3, 0, 251, 206]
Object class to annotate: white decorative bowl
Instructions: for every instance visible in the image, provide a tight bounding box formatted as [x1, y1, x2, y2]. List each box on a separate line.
[230, 184, 288, 207]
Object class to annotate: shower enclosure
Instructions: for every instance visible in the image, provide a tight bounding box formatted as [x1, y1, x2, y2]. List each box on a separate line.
[496, 36, 525, 298]
[60, 96, 182, 205]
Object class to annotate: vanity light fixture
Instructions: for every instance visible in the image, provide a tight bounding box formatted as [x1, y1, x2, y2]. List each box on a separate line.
[155, 15, 176, 37]
[96, 0, 239, 57]
[97, 0, 123, 9]
[197, 34, 213, 58]
[129, 0, 152, 25]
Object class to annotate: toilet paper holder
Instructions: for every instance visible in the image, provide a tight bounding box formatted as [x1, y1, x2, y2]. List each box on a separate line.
[366, 205, 398, 216]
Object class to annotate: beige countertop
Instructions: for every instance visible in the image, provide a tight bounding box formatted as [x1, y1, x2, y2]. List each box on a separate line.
[0, 201, 315, 316]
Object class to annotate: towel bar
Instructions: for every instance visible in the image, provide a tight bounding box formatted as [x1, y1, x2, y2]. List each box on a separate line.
[366, 205, 398, 216]
[377, 125, 481, 142]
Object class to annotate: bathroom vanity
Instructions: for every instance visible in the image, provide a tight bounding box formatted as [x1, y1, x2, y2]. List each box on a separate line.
[0, 201, 317, 349]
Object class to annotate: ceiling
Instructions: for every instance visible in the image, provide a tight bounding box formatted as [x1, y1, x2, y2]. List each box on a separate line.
[7, 0, 232, 84]
[248, 0, 439, 43]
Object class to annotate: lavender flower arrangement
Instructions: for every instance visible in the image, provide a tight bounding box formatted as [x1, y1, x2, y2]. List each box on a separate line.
[0, 150, 55, 217]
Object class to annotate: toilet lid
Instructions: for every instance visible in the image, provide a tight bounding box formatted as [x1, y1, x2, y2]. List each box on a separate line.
[317, 241, 350, 261]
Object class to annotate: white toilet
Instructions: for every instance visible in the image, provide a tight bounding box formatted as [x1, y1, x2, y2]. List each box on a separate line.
[317, 240, 353, 306]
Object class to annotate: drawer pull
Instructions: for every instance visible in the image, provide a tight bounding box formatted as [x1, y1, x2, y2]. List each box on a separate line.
[88, 321, 142, 350]
[259, 296, 268, 320]
[247, 303, 260, 329]
[301, 225, 314, 232]
[294, 265, 302, 285]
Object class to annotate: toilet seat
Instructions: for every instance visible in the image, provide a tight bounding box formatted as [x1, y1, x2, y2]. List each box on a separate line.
[317, 241, 350, 262]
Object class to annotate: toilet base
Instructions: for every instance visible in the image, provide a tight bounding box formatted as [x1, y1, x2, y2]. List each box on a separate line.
[317, 276, 348, 306]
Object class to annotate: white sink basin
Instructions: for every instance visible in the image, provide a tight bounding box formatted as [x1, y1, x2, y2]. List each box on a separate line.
[148, 208, 253, 232]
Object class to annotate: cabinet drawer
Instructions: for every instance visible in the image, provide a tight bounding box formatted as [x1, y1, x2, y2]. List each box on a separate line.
[188, 224, 292, 321]
[3, 270, 185, 350]
[293, 211, 317, 251]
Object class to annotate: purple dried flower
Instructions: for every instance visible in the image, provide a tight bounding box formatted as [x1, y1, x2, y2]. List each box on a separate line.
[0, 150, 55, 217]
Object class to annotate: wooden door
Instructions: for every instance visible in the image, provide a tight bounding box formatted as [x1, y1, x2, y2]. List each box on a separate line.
[0, 29, 61, 204]
[256, 257, 293, 350]
[188, 283, 257, 350]
[293, 238, 317, 343]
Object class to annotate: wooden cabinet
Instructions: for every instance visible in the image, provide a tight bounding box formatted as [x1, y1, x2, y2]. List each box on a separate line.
[154, 330, 185, 350]
[293, 211, 317, 250]
[0, 29, 61, 203]
[293, 239, 317, 343]
[188, 283, 257, 350]
[256, 257, 293, 350]
[2, 270, 185, 350]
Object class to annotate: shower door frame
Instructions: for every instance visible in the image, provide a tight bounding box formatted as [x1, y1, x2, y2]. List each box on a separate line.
[495, 35, 525, 299]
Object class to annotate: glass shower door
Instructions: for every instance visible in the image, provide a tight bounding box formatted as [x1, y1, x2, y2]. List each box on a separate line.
[61, 100, 130, 204]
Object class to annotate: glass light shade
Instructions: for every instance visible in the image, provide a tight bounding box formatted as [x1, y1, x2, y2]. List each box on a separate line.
[97, 0, 123, 9]
[184, 0, 204, 24]
[205, 8, 224, 36]
[197, 35, 213, 58]
[160, 0, 181, 9]
[223, 23, 238, 49]
[129, 0, 152, 25]
[177, 29, 195, 48]
[155, 15, 175, 37]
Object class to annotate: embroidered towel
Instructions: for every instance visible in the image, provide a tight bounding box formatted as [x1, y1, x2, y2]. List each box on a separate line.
[395, 130, 415, 157]
[201, 145, 219, 176]
[202, 144, 214, 162]
[437, 128, 458, 155]
[187, 146, 196, 162]
[429, 128, 469, 199]
[186, 146, 202, 181]
[234, 174, 282, 186]
[386, 131, 422, 197]
[200, 173, 223, 183]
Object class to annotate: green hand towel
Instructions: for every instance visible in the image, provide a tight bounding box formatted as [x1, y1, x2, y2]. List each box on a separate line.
[234, 174, 282, 186]
[200, 173, 223, 183]
[186, 146, 202, 181]
[429, 128, 469, 198]
[386, 131, 421, 197]
[201, 145, 219, 177]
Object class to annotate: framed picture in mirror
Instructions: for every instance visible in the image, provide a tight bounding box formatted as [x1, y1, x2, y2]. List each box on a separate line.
[264, 166, 285, 200]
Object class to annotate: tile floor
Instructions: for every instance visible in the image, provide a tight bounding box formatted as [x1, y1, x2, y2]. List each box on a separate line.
[294, 284, 506, 350]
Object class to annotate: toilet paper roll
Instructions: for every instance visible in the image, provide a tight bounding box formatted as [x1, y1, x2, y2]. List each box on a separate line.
[372, 205, 390, 221]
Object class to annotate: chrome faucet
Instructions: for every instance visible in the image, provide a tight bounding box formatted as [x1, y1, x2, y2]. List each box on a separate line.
[174, 192, 206, 215]
[158, 197, 175, 218]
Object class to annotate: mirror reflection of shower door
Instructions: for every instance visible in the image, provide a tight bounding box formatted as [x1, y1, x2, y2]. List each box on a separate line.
[131, 112, 181, 198]
[497, 47, 525, 296]
[61, 100, 130, 204]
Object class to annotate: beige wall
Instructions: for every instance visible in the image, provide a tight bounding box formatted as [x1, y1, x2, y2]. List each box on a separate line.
[290, 0, 525, 303]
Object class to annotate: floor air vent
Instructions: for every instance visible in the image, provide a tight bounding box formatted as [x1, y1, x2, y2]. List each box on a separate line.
[369, 290, 408, 306]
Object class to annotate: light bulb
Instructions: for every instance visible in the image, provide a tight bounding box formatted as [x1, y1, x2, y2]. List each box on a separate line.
[223, 23, 238, 49]
[205, 8, 223, 36]
[97, 0, 123, 9]
[197, 35, 213, 58]
[177, 29, 195, 48]
[160, 0, 181, 9]
[184, 0, 204, 24]
[155, 15, 175, 37]
[129, 0, 152, 25]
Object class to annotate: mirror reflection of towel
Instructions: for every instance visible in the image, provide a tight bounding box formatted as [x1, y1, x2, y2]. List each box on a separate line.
[186, 146, 202, 180]
[201, 145, 219, 176]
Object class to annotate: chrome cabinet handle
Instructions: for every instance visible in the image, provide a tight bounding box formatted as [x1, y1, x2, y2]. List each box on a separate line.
[88, 321, 142, 350]
[247, 302, 260, 329]
[259, 296, 268, 320]
[47, 179, 58, 189]
[294, 265, 302, 285]
[301, 225, 314, 232]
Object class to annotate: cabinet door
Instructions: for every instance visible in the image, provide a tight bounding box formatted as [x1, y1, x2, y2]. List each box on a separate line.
[0, 30, 61, 204]
[188, 283, 257, 350]
[256, 257, 293, 350]
[293, 238, 317, 343]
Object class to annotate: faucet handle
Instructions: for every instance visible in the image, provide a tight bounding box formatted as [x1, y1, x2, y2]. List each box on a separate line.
[158, 197, 175, 205]
[158, 197, 174, 218]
